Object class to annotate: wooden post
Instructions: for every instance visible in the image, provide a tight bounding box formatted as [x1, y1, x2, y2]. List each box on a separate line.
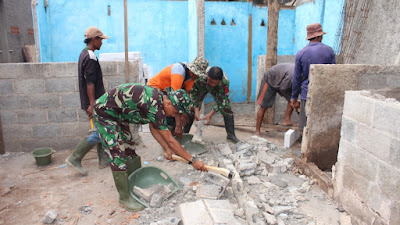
[196, 0, 205, 57]
[264, 0, 280, 124]
[124, 0, 129, 83]
[247, 14, 253, 102]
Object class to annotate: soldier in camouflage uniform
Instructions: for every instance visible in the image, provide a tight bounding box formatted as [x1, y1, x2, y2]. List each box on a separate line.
[189, 67, 241, 143]
[94, 83, 206, 211]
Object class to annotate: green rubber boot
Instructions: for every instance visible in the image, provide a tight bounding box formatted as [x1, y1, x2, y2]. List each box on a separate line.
[112, 169, 145, 212]
[126, 156, 141, 175]
[223, 114, 241, 143]
[97, 143, 109, 169]
[65, 139, 94, 175]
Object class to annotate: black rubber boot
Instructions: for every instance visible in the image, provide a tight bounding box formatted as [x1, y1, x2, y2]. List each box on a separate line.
[97, 143, 109, 169]
[65, 139, 94, 175]
[183, 114, 195, 133]
[223, 114, 241, 143]
[111, 169, 145, 212]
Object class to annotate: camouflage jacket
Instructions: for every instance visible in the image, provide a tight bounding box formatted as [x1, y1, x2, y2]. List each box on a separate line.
[190, 76, 233, 115]
[94, 83, 168, 130]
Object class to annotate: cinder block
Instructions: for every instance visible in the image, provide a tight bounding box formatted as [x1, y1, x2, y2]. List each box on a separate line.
[0, 96, 29, 110]
[78, 110, 90, 122]
[17, 110, 47, 124]
[18, 63, 50, 79]
[390, 139, 400, 170]
[52, 138, 81, 150]
[15, 79, 45, 94]
[45, 78, 75, 92]
[3, 125, 32, 139]
[365, 183, 391, 221]
[208, 209, 240, 225]
[343, 142, 379, 182]
[342, 165, 371, 201]
[3, 139, 21, 152]
[340, 116, 356, 142]
[60, 93, 79, 108]
[48, 62, 76, 78]
[60, 122, 88, 137]
[99, 61, 118, 76]
[377, 162, 400, 201]
[179, 200, 213, 225]
[29, 94, 59, 109]
[373, 101, 400, 138]
[354, 124, 391, 162]
[33, 124, 61, 138]
[0, 63, 22, 79]
[21, 139, 53, 152]
[0, 80, 13, 94]
[0, 111, 17, 125]
[343, 92, 375, 126]
[48, 109, 77, 123]
[284, 129, 300, 148]
[104, 76, 126, 91]
[203, 199, 234, 211]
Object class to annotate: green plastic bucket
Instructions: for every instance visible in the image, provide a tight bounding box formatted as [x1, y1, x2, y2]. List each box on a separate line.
[32, 148, 54, 166]
[128, 166, 180, 208]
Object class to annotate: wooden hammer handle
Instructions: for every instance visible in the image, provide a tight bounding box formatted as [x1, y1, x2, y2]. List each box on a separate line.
[171, 155, 235, 179]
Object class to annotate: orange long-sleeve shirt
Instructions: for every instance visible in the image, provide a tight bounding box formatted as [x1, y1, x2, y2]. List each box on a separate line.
[147, 63, 195, 92]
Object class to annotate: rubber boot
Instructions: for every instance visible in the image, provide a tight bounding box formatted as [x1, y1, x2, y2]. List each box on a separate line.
[223, 114, 241, 143]
[97, 143, 109, 169]
[65, 139, 94, 175]
[183, 114, 195, 133]
[126, 156, 141, 175]
[111, 157, 144, 212]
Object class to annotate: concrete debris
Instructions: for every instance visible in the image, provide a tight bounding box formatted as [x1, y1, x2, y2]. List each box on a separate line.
[42, 210, 57, 224]
[150, 217, 181, 225]
[192, 117, 205, 144]
[283, 158, 294, 167]
[134, 183, 175, 207]
[150, 193, 165, 208]
[196, 184, 224, 199]
[218, 143, 233, 156]
[247, 176, 261, 184]
[263, 212, 278, 225]
[78, 205, 92, 215]
[269, 176, 288, 188]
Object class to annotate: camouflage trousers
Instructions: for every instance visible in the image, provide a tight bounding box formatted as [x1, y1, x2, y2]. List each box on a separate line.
[94, 115, 137, 171]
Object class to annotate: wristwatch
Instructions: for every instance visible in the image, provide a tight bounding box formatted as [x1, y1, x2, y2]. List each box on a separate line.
[188, 157, 196, 165]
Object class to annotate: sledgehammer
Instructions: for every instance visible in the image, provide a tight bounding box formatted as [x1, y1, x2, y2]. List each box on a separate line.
[171, 155, 235, 179]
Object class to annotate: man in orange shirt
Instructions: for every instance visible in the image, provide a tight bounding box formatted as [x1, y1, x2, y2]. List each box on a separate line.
[148, 56, 208, 138]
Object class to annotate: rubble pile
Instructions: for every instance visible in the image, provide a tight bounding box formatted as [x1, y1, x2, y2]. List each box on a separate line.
[136, 136, 350, 225]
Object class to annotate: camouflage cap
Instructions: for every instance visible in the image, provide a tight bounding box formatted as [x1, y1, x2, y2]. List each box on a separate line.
[166, 87, 193, 115]
[186, 56, 209, 77]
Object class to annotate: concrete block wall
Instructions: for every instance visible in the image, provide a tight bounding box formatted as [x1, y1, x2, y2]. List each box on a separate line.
[334, 88, 400, 225]
[0, 60, 140, 152]
[256, 55, 298, 125]
[303, 65, 400, 170]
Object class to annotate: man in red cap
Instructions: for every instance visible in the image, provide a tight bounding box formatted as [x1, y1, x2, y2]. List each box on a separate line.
[290, 23, 336, 130]
[65, 27, 110, 175]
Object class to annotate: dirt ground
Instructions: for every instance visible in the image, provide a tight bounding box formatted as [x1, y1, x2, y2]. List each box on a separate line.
[0, 112, 350, 225]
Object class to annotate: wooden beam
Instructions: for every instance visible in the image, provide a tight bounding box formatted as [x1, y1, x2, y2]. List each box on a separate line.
[124, 0, 129, 83]
[264, 0, 280, 124]
[247, 14, 253, 102]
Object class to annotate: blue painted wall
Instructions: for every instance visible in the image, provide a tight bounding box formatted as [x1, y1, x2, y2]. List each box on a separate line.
[35, 0, 344, 103]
